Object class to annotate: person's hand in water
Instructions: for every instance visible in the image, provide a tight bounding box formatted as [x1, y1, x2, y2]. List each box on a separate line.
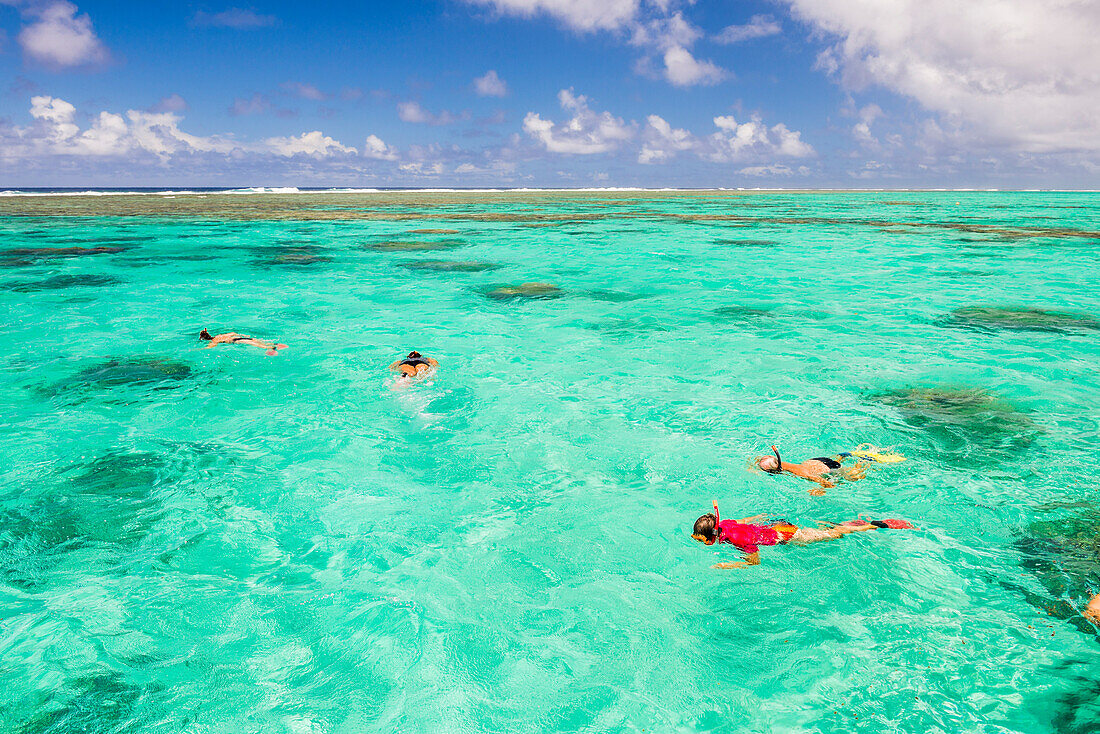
[713, 552, 761, 569]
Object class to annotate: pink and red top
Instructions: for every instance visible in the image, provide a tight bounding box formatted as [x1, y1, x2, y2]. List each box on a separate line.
[715, 520, 782, 554]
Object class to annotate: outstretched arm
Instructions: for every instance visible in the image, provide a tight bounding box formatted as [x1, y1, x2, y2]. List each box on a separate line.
[736, 514, 766, 523]
[713, 551, 761, 569]
[842, 462, 867, 481]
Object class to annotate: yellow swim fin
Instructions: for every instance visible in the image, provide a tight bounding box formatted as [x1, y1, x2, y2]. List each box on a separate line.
[838, 444, 906, 464]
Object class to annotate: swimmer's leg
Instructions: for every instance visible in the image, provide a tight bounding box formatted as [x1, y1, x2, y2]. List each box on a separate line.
[789, 523, 875, 545]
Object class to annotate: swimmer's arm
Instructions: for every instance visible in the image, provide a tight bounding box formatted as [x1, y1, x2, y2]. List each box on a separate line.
[789, 465, 833, 489]
[712, 552, 761, 569]
[736, 514, 766, 523]
[842, 463, 867, 481]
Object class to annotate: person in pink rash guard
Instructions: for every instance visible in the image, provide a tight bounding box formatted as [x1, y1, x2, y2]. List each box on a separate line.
[691, 501, 914, 569]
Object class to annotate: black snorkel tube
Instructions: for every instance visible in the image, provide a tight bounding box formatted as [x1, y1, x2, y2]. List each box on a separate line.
[764, 445, 783, 474]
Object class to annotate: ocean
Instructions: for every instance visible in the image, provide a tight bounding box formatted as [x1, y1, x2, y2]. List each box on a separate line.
[1, 189, 1098, 733]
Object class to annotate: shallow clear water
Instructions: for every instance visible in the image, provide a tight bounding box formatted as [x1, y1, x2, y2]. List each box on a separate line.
[1, 191, 1099, 733]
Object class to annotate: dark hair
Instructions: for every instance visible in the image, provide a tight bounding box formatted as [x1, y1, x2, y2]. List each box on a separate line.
[199, 328, 213, 341]
[693, 513, 717, 542]
[407, 351, 422, 359]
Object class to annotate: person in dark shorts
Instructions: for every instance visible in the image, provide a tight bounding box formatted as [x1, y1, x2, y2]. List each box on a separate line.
[754, 445, 868, 495]
[389, 351, 439, 379]
[200, 328, 287, 355]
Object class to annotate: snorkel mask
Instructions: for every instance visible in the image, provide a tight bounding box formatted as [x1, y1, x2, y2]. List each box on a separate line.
[692, 500, 722, 545]
[762, 445, 783, 475]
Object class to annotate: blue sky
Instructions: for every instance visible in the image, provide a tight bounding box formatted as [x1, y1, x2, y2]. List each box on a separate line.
[0, 0, 1097, 188]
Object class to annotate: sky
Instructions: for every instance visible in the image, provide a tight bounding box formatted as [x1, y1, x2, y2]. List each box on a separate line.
[0, 0, 1097, 188]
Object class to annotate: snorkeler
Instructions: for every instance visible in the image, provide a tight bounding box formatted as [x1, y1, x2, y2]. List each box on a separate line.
[692, 501, 914, 568]
[754, 445, 892, 494]
[199, 328, 288, 355]
[389, 351, 439, 379]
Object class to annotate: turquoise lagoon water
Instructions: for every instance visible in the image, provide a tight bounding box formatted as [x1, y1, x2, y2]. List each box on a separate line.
[1, 191, 1099, 733]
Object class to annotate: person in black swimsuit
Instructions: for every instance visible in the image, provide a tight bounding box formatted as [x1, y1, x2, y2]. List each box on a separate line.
[754, 445, 867, 495]
[200, 328, 288, 355]
[388, 351, 439, 379]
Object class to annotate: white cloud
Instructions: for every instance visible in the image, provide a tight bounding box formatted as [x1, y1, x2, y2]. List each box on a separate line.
[282, 82, 327, 101]
[11, 95, 371, 163]
[523, 90, 813, 165]
[229, 94, 271, 116]
[264, 131, 357, 158]
[191, 8, 278, 29]
[151, 94, 188, 113]
[714, 15, 781, 44]
[783, 0, 1100, 151]
[474, 70, 508, 97]
[661, 45, 725, 86]
[852, 103, 882, 146]
[21, 96, 240, 157]
[462, 0, 639, 32]
[629, 11, 727, 87]
[17, 1, 107, 68]
[523, 89, 635, 154]
[638, 114, 694, 163]
[737, 164, 801, 176]
[363, 134, 398, 160]
[397, 101, 462, 125]
[630, 11, 699, 50]
[463, 2, 729, 87]
[399, 161, 445, 176]
[703, 115, 814, 162]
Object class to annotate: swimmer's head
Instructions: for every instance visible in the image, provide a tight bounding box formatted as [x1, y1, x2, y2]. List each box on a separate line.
[757, 445, 783, 474]
[199, 328, 213, 341]
[756, 456, 779, 472]
[692, 513, 718, 544]
[407, 351, 422, 359]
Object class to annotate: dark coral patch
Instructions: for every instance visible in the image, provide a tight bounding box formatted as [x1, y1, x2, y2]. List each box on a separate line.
[364, 239, 465, 252]
[713, 238, 779, 247]
[943, 306, 1100, 333]
[868, 386, 1038, 455]
[250, 243, 331, 266]
[483, 282, 564, 301]
[398, 259, 501, 272]
[0, 246, 130, 267]
[712, 305, 774, 321]
[580, 289, 648, 302]
[3, 274, 122, 292]
[48, 358, 194, 396]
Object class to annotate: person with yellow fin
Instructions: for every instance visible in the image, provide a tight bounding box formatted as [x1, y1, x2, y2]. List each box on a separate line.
[753, 444, 905, 495]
